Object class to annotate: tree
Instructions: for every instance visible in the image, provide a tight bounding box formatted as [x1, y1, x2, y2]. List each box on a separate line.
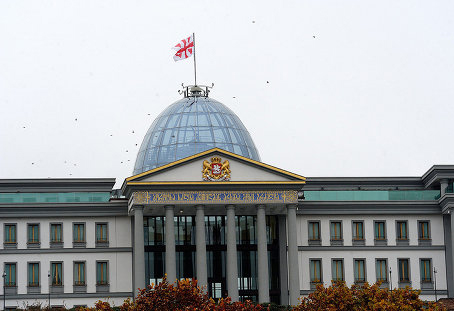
[295, 281, 445, 311]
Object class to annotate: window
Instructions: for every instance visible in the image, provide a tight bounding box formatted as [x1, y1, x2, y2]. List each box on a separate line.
[332, 259, 344, 281]
[374, 221, 386, 240]
[420, 259, 432, 282]
[28, 263, 40, 287]
[330, 221, 342, 240]
[96, 223, 108, 243]
[96, 261, 108, 285]
[308, 222, 320, 241]
[398, 259, 410, 282]
[28, 224, 40, 244]
[352, 221, 364, 240]
[50, 224, 62, 243]
[74, 262, 86, 286]
[418, 221, 430, 240]
[4, 224, 16, 244]
[376, 259, 388, 282]
[310, 259, 322, 283]
[354, 259, 366, 283]
[73, 223, 85, 242]
[51, 262, 63, 286]
[396, 221, 408, 240]
[4, 263, 16, 286]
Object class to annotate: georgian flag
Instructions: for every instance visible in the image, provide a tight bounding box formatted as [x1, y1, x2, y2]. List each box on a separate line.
[172, 35, 194, 61]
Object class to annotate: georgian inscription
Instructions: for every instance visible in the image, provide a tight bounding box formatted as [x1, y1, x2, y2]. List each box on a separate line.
[133, 190, 298, 205]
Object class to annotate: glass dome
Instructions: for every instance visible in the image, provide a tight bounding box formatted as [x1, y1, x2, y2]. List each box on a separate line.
[133, 92, 261, 175]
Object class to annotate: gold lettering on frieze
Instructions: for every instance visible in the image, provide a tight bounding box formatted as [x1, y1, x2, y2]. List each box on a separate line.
[132, 190, 298, 205]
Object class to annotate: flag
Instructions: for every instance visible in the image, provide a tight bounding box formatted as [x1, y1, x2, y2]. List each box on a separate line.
[173, 35, 194, 62]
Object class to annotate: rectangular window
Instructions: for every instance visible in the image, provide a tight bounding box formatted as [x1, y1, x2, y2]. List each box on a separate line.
[331, 259, 344, 281]
[96, 261, 108, 285]
[28, 224, 40, 243]
[397, 221, 408, 240]
[352, 221, 364, 240]
[354, 259, 366, 283]
[376, 259, 388, 282]
[51, 262, 63, 286]
[74, 262, 86, 286]
[28, 263, 40, 287]
[96, 223, 108, 243]
[4, 224, 16, 243]
[419, 221, 430, 240]
[308, 222, 320, 240]
[398, 259, 410, 282]
[374, 221, 386, 240]
[50, 224, 62, 243]
[73, 223, 85, 242]
[5, 263, 16, 286]
[420, 259, 432, 282]
[310, 259, 322, 283]
[330, 222, 342, 240]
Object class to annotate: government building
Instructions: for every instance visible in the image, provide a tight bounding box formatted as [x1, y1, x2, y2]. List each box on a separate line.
[1, 85, 454, 308]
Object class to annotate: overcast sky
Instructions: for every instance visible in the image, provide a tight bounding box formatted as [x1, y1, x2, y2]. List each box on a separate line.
[1, 1, 453, 188]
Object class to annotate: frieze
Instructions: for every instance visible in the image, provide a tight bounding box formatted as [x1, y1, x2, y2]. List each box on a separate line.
[133, 190, 298, 205]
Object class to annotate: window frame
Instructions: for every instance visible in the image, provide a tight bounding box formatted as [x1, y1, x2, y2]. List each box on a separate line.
[396, 220, 408, 241]
[420, 258, 432, 283]
[398, 258, 410, 283]
[308, 221, 321, 245]
[27, 262, 40, 287]
[353, 258, 367, 283]
[50, 223, 63, 244]
[418, 220, 431, 245]
[74, 261, 86, 286]
[375, 258, 388, 283]
[27, 223, 40, 247]
[73, 222, 86, 247]
[4, 262, 17, 287]
[330, 221, 343, 245]
[331, 259, 344, 282]
[352, 221, 364, 240]
[96, 261, 109, 286]
[4, 223, 17, 245]
[95, 222, 109, 245]
[309, 258, 323, 284]
[51, 261, 63, 286]
[374, 220, 387, 244]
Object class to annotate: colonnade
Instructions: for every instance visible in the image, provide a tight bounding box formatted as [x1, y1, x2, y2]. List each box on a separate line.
[132, 204, 300, 305]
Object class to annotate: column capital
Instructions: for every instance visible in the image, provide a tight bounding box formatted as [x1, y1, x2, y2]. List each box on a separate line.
[196, 204, 204, 210]
[226, 204, 235, 211]
[134, 205, 144, 211]
[164, 205, 174, 210]
[441, 179, 450, 184]
[286, 204, 297, 210]
[257, 204, 266, 210]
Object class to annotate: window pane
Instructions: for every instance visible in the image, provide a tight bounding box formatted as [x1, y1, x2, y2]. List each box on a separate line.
[354, 260, 365, 282]
[375, 222, 385, 239]
[74, 262, 85, 285]
[309, 222, 320, 240]
[28, 263, 39, 286]
[28, 225, 39, 243]
[5, 263, 16, 286]
[332, 260, 344, 281]
[376, 260, 387, 281]
[52, 263, 62, 285]
[399, 259, 409, 282]
[74, 224, 85, 242]
[310, 260, 321, 282]
[5, 225, 16, 243]
[96, 224, 108, 242]
[420, 260, 432, 282]
[331, 222, 341, 240]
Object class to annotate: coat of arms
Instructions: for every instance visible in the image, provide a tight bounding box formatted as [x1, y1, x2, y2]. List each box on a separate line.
[202, 157, 231, 181]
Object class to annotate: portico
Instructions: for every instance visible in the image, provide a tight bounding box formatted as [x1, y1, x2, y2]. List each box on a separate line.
[122, 148, 306, 305]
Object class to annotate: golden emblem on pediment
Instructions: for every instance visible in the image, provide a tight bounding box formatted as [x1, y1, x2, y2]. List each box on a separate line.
[202, 157, 231, 181]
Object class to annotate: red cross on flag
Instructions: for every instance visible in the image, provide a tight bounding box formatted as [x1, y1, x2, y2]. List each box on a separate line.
[173, 35, 194, 62]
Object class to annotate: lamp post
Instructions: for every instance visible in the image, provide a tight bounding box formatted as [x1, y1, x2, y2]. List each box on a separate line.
[434, 266, 438, 302]
[2, 271, 6, 311]
[48, 271, 51, 310]
[389, 267, 392, 291]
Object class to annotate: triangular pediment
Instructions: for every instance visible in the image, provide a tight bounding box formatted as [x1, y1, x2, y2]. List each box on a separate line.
[125, 148, 305, 185]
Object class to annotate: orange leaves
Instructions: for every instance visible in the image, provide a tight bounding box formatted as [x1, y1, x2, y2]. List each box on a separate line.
[295, 282, 445, 311]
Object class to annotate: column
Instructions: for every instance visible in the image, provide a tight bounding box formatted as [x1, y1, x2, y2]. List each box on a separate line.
[257, 204, 270, 303]
[196, 205, 208, 290]
[441, 179, 449, 196]
[133, 205, 145, 297]
[226, 204, 239, 301]
[450, 211, 454, 298]
[287, 204, 300, 306]
[165, 205, 176, 283]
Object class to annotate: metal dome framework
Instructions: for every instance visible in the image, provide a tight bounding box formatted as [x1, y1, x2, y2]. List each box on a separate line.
[133, 86, 261, 175]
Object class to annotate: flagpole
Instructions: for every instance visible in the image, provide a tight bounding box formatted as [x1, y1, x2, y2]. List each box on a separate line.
[193, 32, 197, 86]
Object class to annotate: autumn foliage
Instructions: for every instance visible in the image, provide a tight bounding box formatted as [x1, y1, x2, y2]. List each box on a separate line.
[295, 281, 445, 311]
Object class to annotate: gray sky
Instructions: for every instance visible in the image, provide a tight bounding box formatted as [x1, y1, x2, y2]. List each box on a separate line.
[1, 1, 453, 188]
